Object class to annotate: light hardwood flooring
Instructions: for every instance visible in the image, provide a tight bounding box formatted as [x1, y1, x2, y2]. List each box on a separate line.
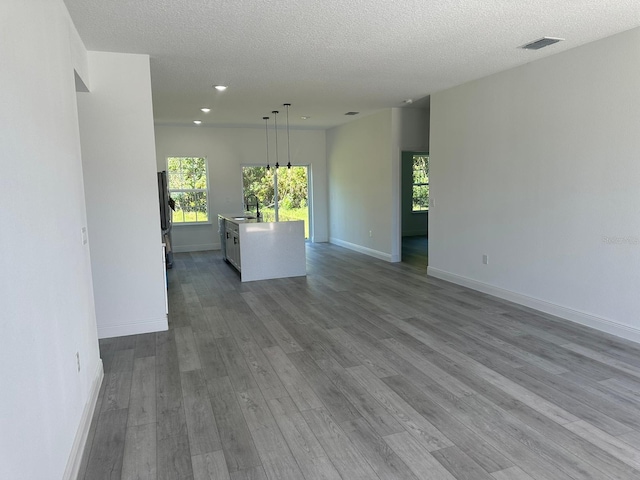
[79, 243, 640, 479]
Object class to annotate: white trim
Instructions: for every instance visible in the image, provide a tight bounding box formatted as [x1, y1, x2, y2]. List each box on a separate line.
[173, 242, 218, 253]
[427, 267, 640, 344]
[329, 237, 397, 262]
[97, 317, 168, 339]
[63, 360, 104, 480]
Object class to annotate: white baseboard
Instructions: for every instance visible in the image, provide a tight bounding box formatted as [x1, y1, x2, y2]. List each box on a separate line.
[97, 316, 168, 339]
[427, 267, 640, 344]
[329, 237, 394, 262]
[63, 359, 104, 480]
[173, 242, 218, 253]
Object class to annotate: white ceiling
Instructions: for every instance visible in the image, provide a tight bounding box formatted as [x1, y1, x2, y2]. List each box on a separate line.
[63, 0, 640, 129]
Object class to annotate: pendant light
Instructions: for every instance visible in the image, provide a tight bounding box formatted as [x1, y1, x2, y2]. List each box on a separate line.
[284, 103, 292, 169]
[263, 116, 270, 170]
[272, 110, 280, 168]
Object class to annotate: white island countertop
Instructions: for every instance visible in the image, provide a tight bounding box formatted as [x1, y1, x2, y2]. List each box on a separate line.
[219, 214, 306, 282]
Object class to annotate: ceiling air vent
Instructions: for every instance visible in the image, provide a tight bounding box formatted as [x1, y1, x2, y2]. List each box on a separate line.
[344, 111, 359, 116]
[521, 37, 564, 50]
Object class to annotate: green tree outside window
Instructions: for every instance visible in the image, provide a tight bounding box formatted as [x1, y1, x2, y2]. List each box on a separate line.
[167, 157, 209, 223]
[412, 155, 429, 212]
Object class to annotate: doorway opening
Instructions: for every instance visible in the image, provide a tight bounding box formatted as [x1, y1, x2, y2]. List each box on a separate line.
[242, 165, 311, 239]
[401, 151, 429, 267]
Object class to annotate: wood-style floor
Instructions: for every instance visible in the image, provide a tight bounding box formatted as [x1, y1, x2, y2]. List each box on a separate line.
[402, 235, 428, 268]
[79, 243, 640, 480]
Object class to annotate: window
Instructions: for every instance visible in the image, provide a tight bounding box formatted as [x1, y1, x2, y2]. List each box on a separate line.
[167, 157, 209, 223]
[411, 154, 429, 212]
[412, 154, 429, 212]
[242, 165, 311, 239]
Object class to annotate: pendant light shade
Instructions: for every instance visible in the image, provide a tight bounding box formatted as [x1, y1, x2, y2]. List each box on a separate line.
[263, 116, 270, 170]
[264, 104, 296, 170]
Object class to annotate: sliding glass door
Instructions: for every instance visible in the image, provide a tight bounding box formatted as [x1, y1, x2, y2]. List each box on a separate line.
[242, 166, 310, 238]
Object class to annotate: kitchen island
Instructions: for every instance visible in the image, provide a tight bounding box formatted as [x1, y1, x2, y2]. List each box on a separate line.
[218, 214, 306, 282]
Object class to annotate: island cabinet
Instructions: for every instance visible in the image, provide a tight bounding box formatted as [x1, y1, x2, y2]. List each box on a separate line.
[225, 220, 241, 270]
[219, 215, 306, 282]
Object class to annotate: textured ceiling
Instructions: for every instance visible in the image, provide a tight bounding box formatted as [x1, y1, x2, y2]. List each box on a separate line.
[63, 0, 640, 129]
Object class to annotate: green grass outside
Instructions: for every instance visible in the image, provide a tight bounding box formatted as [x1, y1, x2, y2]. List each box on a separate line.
[172, 210, 208, 223]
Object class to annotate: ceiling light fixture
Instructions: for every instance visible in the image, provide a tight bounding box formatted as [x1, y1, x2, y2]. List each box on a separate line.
[301, 116, 310, 120]
[284, 103, 292, 169]
[213, 85, 228, 91]
[403, 99, 413, 105]
[345, 111, 359, 116]
[193, 120, 202, 125]
[263, 116, 270, 170]
[201, 107, 211, 113]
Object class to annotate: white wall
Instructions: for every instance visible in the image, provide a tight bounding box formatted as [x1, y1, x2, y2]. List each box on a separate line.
[327, 108, 429, 261]
[393, 108, 430, 247]
[154, 125, 329, 250]
[0, 1, 101, 479]
[394, 107, 430, 153]
[77, 52, 168, 339]
[429, 27, 640, 341]
[327, 110, 395, 259]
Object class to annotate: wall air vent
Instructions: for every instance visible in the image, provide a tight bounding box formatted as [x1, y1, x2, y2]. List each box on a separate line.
[521, 37, 564, 50]
[344, 111, 359, 116]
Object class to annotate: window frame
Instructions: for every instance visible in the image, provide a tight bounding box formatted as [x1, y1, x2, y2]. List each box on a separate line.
[411, 154, 429, 213]
[166, 156, 211, 225]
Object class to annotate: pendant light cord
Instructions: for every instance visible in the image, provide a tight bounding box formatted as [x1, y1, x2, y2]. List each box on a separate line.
[263, 116, 270, 170]
[272, 111, 279, 168]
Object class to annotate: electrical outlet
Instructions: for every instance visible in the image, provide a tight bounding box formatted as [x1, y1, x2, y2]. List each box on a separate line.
[482, 254, 489, 265]
[76, 352, 81, 372]
[369, 230, 372, 238]
[81, 227, 88, 245]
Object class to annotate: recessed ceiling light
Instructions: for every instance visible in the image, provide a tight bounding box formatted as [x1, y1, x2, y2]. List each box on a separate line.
[213, 85, 228, 91]
[201, 108, 211, 113]
[301, 116, 310, 120]
[193, 120, 202, 125]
